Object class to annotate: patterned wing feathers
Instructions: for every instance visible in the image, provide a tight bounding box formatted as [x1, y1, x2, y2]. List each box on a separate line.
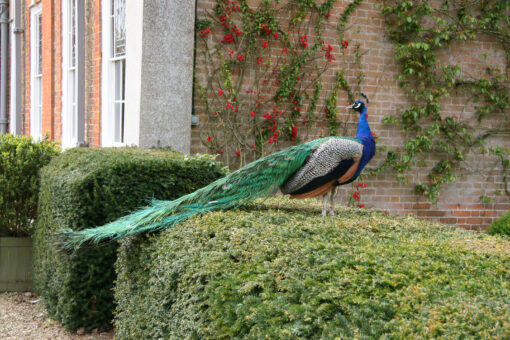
[280, 138, 363, 195]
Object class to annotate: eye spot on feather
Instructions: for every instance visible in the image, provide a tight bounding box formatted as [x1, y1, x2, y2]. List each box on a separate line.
[268, 161, 276, 166]
[222, 184, 231, 190]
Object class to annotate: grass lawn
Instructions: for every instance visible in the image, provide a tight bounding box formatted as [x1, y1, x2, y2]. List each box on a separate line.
[114, 197, 509, 339]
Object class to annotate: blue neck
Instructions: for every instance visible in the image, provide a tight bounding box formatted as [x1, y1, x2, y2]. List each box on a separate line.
[356, 107, 371, 138]
[353, 106, 376, 179]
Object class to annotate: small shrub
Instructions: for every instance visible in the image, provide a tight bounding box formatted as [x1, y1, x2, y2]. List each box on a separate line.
[115, 197, 510, 339]
[488, 211, 510, 236]
[33, 147, 227, 331]
[0, 134, 59, 237]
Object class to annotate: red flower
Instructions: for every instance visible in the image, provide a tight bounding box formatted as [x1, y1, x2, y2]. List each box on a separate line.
[251, 144, 257, 149]
[325, 12, 330, 19]
[260, 23, 271, 35]
[342, 40, 349, 49]
[207, 136, 212, 141]
[257, 57, 263, 64]
[213, 111, 218, 115]
[300, 35, 309, 48]
[283, 47, 288, 53]
[231, 25, 242, 36]
[291, 124, 298, 141]
[322, 42, 335, 63]
[358, 203, 365, 208]
[217, 88, 223, 96]
[221, 33, 234, 44]
[262, 40, 268, 48]
[250, 111, 255, 117]
[235, 150, 241, 156]
[273, 32, 279, 40]
[218, 149, 224, 155]
[352, 192, 360, 201]
[200, 27, 211, 38]
[237, 54, 245, 62]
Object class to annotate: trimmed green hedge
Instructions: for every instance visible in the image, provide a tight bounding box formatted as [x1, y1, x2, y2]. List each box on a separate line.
[33, 148, 227, 331]
[488, 210, 510, 237]
[115, 197, 510, 339]
[0, 134, 59, 236]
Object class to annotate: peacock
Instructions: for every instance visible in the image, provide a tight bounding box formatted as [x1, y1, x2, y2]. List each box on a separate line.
[60, 98, 375, 249]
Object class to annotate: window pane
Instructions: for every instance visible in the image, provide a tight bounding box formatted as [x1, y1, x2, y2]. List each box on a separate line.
[113, 59, 125, 143]
[70, 69, 77, 140]
[115, 60, 122, 100]
[70, 0, 76, 67]
[37, 77, 42, 136]
[114, 102, 122, 142]
[113, 0, 126, 57]
[37, 14, 42, 75]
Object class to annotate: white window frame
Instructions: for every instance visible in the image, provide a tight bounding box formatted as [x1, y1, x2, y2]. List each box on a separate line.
[101, 0, 126, 147]
[62, 0, 78, 148]
[30, 4, 42, 140]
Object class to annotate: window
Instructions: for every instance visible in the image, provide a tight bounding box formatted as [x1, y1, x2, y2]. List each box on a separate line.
[62, 0, 78, 147]
[30, 4, 42, 140]
[102, 0, 126, 146]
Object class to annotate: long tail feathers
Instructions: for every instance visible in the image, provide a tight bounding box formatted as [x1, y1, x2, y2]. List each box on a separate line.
[58, 140, 324, 250]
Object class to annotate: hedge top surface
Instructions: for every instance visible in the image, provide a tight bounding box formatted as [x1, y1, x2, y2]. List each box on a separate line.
[43, 147, 216, 182]
[115, 197, 509, 339]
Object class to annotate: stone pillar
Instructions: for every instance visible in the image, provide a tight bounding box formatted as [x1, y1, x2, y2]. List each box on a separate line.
[125, 0, 194, 153]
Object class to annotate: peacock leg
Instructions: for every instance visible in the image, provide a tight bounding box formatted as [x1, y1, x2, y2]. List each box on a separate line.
[322, 194, 328, 216]
[329, 187, 337, 216]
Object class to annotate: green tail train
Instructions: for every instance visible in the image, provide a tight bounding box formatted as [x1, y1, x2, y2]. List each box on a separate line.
[60, 138, 334, 250]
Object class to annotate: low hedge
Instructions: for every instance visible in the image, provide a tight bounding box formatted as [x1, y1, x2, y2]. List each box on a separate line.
[0, 134, 59, 236]
[33, 147, 227, 331]
[488, 210, 510, 236]
[115, 197, 510, 339]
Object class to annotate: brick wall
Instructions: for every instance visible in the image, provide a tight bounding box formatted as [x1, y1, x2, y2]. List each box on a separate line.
[23, 0, 33, 136]
[40, 0, 54, 138]
[52, 0, 62, 142]
[191, 0, 510, 230]
[84, 0, 102, 147]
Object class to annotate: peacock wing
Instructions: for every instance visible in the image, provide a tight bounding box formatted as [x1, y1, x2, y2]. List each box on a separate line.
[280, 138, 363, 196]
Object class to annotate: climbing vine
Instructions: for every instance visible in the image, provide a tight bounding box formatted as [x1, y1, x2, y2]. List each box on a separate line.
[195, 0, 363, 168]
[376, 0, 510, 204]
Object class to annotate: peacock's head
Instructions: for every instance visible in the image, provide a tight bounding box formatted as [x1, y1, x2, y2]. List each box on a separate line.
[347, 100, 366, 113]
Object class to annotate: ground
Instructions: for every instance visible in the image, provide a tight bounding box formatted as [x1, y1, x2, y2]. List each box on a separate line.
[0, 292, 113, 340]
